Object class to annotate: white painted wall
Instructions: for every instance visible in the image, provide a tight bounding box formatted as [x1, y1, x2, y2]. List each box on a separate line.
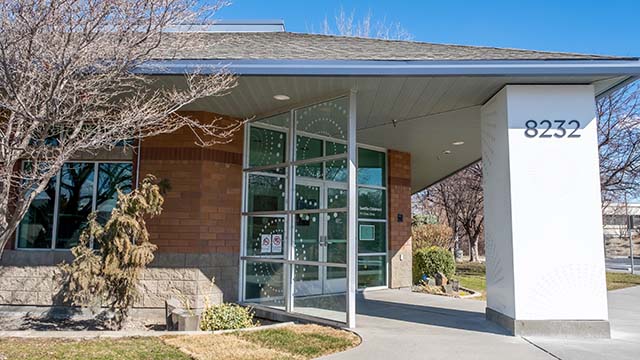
[481, 89, 516, 318]
[481, 85, 608, 321]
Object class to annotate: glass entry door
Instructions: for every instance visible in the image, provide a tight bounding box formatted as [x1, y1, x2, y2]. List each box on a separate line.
[294, 179, 347, 296]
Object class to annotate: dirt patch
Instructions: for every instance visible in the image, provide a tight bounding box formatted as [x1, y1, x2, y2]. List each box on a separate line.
[164, 333, 290, 360]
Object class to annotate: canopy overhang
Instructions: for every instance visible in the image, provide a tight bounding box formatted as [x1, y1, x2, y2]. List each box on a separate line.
[142, 58, 640, 192]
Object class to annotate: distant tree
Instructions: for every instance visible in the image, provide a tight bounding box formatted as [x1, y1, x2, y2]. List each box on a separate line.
[318, 7, 413, 41]
[597, 82, 640, 207]
[426, 163, 483, 262]
[0, 0, 241, 258]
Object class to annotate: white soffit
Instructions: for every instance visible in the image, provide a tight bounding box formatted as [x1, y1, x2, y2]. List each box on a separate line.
[154, 74, 629, 191]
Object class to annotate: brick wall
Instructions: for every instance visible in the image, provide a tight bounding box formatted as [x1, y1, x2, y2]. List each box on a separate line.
[137, 111, 244, 302]
[0, 111, 244, 308]
[387, 150, 412, 288]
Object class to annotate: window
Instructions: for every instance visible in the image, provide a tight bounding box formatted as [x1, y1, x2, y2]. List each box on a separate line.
[357, 148, 387, 288]
[17, 162, 133, 249]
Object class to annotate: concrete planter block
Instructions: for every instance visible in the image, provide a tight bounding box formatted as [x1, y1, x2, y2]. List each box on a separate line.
[176, 311, 201, 331]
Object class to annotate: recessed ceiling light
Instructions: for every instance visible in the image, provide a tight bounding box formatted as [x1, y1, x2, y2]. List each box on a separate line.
[273, 94, 290, 101]
[452, 141, 465, 146]
[442, 150, 452, 155]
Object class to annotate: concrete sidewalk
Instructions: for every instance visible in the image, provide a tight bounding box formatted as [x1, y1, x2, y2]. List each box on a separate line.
[322, 287, 640, 360]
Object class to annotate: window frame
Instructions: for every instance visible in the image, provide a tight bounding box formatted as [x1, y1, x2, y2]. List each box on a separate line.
[15, 160, 133, 251]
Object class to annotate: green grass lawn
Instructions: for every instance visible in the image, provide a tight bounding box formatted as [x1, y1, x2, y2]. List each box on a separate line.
[164, 324, 360, 360]
[454, 262, 487, 300]
[452, 262, 640, 299]
[0, 325, 359, 360]
[606, 272, 640, 290]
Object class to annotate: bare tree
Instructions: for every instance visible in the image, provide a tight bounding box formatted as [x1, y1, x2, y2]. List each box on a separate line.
[318, 7, 413, 41]
[426, 162, 483, 262]
[597, 82, 640, 207]
[0, 0, 242, 258]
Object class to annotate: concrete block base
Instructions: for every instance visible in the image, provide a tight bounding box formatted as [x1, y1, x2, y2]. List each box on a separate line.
[486, 307, 611, 338]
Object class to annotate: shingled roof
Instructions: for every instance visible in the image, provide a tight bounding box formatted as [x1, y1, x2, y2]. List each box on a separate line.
[151, 31, 631, 61]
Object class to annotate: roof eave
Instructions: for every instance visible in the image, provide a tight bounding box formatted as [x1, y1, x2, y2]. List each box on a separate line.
[135, 58, 640, 77]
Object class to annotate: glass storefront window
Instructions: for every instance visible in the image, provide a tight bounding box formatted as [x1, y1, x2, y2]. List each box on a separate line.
[294, 264, 347, 323]
[246, 216, 285, 257]
[295, 97, 348, 141]
[96, 163, 133, 224]
[17, 162, 133, 249]
[358, 148, 386, 187]
[55, 163, 95, 249]
[295, 184, 320, 210]
[358, 188, 386, 219]
[248, 127, 286, 170]
[358, 256, 386, 288]
[247, 174, 286, 212]
[327, 188, 347, 209]
[17, 176, 57, 249]
[245, 261, 285, 305]
[243, 96, 388, 325]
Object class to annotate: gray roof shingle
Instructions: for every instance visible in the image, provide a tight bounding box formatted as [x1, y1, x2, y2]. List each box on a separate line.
[151, 31, 633, 61]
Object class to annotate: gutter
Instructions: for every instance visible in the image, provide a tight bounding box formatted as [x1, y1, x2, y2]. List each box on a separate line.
[135, 59, 640, 77]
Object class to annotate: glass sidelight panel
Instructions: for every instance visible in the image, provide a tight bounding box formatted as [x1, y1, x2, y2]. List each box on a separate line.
[245, 260, 285, 306]
[358, 256, 387, 288]
[358, 221, 386, 254]
[247, 174, 286, 212]
[326, 212, 347, 264]
[246, 216, 285, 257]
[358, 148, 386, 186]
[358, 188, 386, 219]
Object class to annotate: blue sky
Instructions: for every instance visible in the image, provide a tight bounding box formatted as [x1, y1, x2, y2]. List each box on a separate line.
[216, 0, 640, 57]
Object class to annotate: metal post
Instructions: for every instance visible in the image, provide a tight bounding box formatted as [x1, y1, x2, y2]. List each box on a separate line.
[285, 109, 296, 312]
[625, 193, 635, 275]
[346, 89, 357, 328]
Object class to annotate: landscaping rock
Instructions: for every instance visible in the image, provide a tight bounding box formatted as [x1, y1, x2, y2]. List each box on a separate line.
[165, 298, 181, 331]
[443, 284, 455, 295]
[450, 279, 460, 292]
[435, 272, 448, 286]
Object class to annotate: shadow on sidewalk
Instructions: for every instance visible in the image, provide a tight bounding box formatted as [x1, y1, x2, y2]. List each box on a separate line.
[356, 293, 510, 336]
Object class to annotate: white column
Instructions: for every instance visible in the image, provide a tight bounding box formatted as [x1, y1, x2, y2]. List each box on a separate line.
[346, 89, 357, 328]
[481, 85, 610, 337]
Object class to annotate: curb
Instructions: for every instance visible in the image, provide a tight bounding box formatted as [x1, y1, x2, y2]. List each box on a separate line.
[0, 322, 296, 339]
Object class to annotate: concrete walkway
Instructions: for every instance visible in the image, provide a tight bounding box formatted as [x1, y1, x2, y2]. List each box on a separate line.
[322, 287, 640, 360]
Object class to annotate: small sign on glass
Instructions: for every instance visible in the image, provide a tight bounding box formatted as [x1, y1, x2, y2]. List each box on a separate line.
[261, 234, 272, 253]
